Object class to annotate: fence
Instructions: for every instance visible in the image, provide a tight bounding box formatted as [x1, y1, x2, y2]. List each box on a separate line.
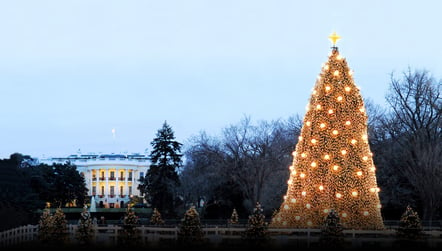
[1, 223, 441, 248]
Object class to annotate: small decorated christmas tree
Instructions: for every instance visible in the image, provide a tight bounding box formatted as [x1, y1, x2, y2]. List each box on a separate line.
[242, 202, 269, 243]
[51, 207, 68, 244]
[119, 205, 141, 246]
[319, 209, 345, 248]
[75, 205, 95, 245]
[177, 205, 205, 244]
[229, 208, 239, 225]
[37, 206, 53, 243]
[150, 207, 165, 225]
[396, 205, 423, 239]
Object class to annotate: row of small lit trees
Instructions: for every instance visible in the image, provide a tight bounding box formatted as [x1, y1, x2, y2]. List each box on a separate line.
[38, 205, 96, 245]
[37, 202, 424, 247]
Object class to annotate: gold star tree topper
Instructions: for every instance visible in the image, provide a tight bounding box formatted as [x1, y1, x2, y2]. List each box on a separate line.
[328, 32, 341, 46]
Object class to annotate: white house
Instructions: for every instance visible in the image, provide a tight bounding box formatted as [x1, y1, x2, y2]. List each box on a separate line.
[41, 153, 149, 209]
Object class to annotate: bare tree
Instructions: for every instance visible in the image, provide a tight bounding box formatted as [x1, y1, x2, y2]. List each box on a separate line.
[179, 132, 225, 209]
[179, 115, 302, 216]
[383, 68, 442, 222]
[221, 116, 296, 210]
[365, 97, 418, 217]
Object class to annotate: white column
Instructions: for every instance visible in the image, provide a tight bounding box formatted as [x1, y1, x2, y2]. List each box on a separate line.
[124, 168, 129, 196]
[95, 168, 99, 196]
[88, 170, 92, 196]
[105, 168, 109, 197]
[133, 169, 138, 196]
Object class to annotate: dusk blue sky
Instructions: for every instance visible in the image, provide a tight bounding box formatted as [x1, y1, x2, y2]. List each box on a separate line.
[1, 0, 441, 159]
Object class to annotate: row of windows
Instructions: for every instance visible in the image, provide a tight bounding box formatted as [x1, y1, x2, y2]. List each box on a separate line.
[91, 171, 144, 180]
[92, 186, 133, 196]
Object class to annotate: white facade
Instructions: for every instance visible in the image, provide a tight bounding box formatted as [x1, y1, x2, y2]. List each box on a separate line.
[41, 153, 149, 208]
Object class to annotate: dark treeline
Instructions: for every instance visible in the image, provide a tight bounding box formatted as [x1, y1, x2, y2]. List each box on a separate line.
[0, 68, 440, 231]
[0, 154, 87, 231]
[369, 68, 442, 223]
[179, 115, 301, 219]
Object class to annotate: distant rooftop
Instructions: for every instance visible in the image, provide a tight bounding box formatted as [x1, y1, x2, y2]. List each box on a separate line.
[45, 153, 150, 162]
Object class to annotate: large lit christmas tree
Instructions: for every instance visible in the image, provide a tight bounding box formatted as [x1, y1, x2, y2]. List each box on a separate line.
[271, 33, 384, 230]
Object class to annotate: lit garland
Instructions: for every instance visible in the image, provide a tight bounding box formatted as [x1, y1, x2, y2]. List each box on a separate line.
[271, 34, 384, 230]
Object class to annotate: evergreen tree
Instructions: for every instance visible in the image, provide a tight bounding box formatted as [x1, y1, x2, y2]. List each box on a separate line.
[271, 33, 384, 230]
[0, 154, 43, 231]
[75, 205, 95, 245]
[319, 209, 345, 248]
[29, 162, 88, 208]
[229, 208, 239, 225]
[177, 205, 205, 245]
[242, 202, 269, 243]
[51, 207, 68, 244]
[37, 206, 53, 243]
[396, 205, 424, 239]
[119, 205, 141, 246]
[150, 207, 165, 225]
[139, 121, 182, 217]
